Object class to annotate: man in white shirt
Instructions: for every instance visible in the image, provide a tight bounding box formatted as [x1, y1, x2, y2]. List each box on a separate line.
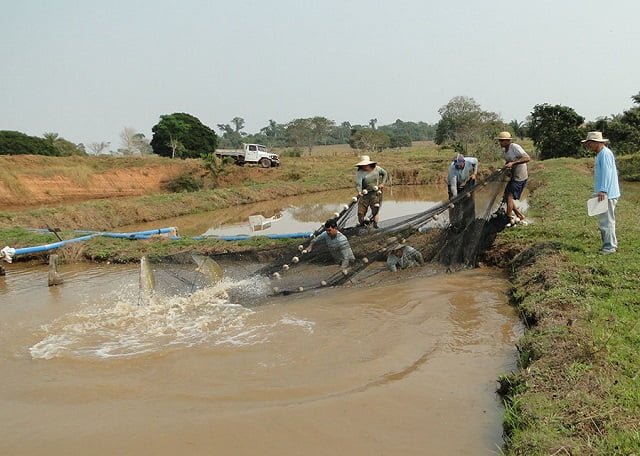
[497, 131, 530, 224]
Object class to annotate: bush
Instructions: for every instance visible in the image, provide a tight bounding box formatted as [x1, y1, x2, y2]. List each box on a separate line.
[0, 130, 60, 156]
[163, 173, 203, 192]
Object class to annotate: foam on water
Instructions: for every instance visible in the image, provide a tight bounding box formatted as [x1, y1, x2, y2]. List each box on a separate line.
[29, 277, 274, 360]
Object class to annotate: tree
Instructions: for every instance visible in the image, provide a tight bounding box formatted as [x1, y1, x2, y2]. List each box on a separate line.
[378, 119, 435, 142]
[87, 141, 111, 155]
[231, 117, 245, 133]
[349, 129, 391, 152]
[529, 104, 585, 159]
[509, 119, 527, 140]
[217, 117, 247, 148]
[0, 131, 59, 156]
[590, 92, 640, 154]
[435, 96, 504, 154]
[43, 132, 86, 156]
[119, 127, 151, 155]
[389, 133, 412, 148]
[150, 113, 217, 158]
[285, 116, 335, 153]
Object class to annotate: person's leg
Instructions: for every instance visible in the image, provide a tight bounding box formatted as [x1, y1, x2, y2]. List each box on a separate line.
[370, 193, 382, 226]
[505, 193, 515, 219]
[357, 198, 368, 225]
[598, 199, 617, 252]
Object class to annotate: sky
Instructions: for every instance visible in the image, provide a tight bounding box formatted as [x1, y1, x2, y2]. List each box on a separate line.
[1, 0, 639, 150]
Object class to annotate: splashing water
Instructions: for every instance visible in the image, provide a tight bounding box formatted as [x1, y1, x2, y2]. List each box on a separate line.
[29, 276, 274, 360]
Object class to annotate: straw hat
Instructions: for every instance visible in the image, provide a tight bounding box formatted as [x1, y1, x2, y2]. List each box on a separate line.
[496, 131, 512, 140]
[355, 155, 376, 167]
[581, 131, 609, 143]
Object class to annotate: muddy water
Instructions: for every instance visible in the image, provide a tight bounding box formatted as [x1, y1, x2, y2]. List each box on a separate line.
[120, 186, 448, 236]
[0, 261, 518, 455]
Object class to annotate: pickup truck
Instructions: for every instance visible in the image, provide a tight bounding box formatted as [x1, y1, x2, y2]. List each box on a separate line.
[216, 143, 280, 168]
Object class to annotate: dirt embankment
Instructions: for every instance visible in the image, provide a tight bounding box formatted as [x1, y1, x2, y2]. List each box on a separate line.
[0, 155, 205, 208]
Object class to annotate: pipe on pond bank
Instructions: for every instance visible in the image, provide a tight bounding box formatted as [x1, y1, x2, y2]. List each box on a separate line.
[3, 228, 313, 262]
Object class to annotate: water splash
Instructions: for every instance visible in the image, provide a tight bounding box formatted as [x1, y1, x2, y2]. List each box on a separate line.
[29, 277, 272, 360]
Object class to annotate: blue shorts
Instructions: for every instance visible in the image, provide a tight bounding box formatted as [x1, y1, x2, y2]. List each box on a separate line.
[505, 179, 527, 200]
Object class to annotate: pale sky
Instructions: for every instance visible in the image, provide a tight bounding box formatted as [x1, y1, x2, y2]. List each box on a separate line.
[1, 0, 639, 150]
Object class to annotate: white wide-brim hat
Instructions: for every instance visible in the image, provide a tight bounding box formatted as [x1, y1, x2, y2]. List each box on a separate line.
[355, 155, 376, 167]
[581, 131, 609, 143]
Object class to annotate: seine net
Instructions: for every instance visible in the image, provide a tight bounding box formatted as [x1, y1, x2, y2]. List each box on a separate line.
[141, 169, 510, 300]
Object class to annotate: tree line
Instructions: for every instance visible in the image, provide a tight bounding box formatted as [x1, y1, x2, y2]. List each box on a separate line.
[1, 91, 638, 158]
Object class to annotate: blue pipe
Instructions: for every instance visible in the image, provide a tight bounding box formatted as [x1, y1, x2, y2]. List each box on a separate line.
[14, 234, 98, 255]
[11, 227, 311, 258]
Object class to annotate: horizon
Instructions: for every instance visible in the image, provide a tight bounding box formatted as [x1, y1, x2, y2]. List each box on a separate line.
[1, 0, 639, 150]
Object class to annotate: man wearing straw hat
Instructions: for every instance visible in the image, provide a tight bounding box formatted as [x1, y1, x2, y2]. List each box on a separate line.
[582, 131, 620, 254]
[355, 155, 388, 228]
[497, 131, 530, 224]
[386, 242, 424, 272]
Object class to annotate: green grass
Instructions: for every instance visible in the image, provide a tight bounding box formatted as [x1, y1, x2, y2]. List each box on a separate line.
[496, 156, 640, 454]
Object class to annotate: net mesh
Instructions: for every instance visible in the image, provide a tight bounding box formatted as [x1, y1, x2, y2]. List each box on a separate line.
[143, 169, 511, 300]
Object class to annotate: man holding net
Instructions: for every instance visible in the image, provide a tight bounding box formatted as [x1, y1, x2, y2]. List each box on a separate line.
[447, 153, 478, 226]
[386, 243, 424, 272]
[355, 155, 388, 229]
[497, 131, 530, 225]
[305, 219, 355, 269]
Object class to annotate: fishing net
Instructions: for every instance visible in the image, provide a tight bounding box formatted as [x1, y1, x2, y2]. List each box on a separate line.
[139, 168, 511, 301]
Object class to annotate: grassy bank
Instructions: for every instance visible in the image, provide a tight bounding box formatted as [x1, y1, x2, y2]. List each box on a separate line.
[488, 157, 640, 454]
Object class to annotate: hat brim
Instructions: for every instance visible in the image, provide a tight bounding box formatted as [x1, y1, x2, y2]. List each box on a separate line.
[355, 161, 376, 167]
[581, 138, 609, 143]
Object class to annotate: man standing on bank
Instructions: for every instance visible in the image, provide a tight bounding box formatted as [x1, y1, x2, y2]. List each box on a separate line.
[582, 131, 620, 254]
[355, 155, 388, 228]
[497, 131, 530, 224]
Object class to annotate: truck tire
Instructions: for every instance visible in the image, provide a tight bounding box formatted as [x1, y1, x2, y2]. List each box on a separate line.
[259, 158, 271, 168]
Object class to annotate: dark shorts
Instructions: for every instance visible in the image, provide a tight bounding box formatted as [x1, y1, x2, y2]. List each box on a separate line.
[505, 179, 527, 200]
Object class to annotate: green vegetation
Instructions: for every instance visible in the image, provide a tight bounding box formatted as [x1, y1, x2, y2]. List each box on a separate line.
[434, 95, 506, 161]
[0, 130, 60, 156]
[529, 104, 586, 159]
[589, 92, 640, 154]
[491, 157, 640, 454]
[150, 112, 218, 159]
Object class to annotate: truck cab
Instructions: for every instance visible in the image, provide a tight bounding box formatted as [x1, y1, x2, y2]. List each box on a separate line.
[242, 144, 280, 168]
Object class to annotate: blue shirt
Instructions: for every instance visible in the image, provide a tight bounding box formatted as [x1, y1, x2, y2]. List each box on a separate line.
[594, 146, 620, 199]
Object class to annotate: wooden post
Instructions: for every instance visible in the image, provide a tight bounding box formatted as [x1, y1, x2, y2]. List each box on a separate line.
[48, 254, 63, 286]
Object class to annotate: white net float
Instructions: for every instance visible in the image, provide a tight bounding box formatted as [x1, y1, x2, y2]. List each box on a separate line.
[352, 196, 358, 202]
[372, 185, 378, 191]
[273, 287, 280, 293]
[343, 204, 349, 211]
[272, 272, 281, 279]
[362, 257, 369, 263]
[298, 287, 304, 292]
[292, 256, 299, 263]
[298, 244, 304, 251]
[321, 280, 327, 286]
[342, 269, 349, 275]
[377, 190, 382, 195]
[374, 203, 380, 208]
[362, 189, 368, 195]
[283, 264, 289, 270]
[333, 212, 340, 218]
[433, 214, 439, 220]
[448, 203, 455, 209]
